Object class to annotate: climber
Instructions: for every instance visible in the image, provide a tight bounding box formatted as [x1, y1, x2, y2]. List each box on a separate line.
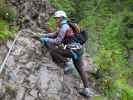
[40, 10, 91, 97]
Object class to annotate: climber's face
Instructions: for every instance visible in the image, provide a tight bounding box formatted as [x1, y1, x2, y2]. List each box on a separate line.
[55, 17, 61, 27]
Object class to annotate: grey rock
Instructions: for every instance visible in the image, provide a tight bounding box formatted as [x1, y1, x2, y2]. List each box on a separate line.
[0, 79, 3, 90]
[6, 56, 15, 67]
[38, 66, 49, 92]
[8, 71, 17, 82]
[16, 87, 26, 100]
[0, 45, 8, 64]
[24, 94, 35, 100]
[6, 40, 13, 49]
[9, 0, 55, 29]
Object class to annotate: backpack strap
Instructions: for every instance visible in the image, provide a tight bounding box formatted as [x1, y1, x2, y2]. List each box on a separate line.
[60, 20, 73, 38]
[67, 21, 80, 33]
[65, 27, 73, 37]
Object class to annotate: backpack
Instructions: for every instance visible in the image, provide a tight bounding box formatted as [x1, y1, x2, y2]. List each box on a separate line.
[64, 20, 88, 45]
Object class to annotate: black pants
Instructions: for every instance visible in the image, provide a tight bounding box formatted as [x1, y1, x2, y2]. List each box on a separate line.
[50, 47, 70, 64]
[48, 46, 88, 88]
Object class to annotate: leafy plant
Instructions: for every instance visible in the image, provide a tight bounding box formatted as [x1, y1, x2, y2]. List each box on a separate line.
[0, 19, 17, 39]
[0, 5, 16, 22]
[0, 0, 17, 39]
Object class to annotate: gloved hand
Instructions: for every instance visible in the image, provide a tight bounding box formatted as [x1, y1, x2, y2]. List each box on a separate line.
[43, 34, 48, 38]
[40, 32, 48, 38]
[40, 37, 48, 44]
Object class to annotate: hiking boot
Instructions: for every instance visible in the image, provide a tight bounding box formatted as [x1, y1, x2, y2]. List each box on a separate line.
[64, 58, 74, 74]
[79, 88, 94, 98]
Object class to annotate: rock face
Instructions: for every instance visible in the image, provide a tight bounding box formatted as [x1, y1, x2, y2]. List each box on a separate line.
[8, 0, 55, 30]
[0, 30, 95, 100]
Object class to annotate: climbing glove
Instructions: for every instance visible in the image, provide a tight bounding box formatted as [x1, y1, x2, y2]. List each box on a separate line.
[40, 37, 48, 44]
[41, 32, 48, 38]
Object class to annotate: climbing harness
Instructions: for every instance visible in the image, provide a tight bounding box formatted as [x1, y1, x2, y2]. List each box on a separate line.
[64, 43, 82, 50]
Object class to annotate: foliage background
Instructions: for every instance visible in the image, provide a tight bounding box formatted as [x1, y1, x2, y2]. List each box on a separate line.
[0, 0, 17, 39]
[49, 0, 133, 100]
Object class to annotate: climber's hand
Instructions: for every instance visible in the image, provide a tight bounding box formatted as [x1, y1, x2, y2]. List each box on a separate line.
[40, 32, 48, 38]
[40, 37, 48, 45]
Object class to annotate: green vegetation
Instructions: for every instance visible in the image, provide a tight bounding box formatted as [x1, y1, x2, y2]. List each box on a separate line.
[48, 0, 133, 100]
[0, 19, 16, 39]
[0, 0, 17, 39]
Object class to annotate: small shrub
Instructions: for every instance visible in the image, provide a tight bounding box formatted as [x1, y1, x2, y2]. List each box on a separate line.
[0, 6, 16, 22]
[0, 0, 16, 22]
